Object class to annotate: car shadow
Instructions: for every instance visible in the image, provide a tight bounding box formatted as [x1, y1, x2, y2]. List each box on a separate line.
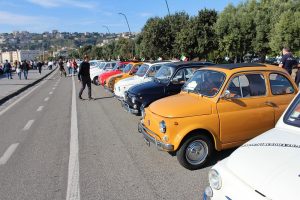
[205, 148, 237, 168]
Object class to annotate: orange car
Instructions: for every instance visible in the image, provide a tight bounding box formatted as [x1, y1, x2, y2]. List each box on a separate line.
[105, 62, 143, 92]
[138, 63, 298, 170]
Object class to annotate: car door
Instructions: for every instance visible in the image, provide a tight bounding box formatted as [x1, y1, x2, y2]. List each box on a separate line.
[217, 72, 275, 144]
[167, 68, 186, 96]
[267, 72, 297, 122]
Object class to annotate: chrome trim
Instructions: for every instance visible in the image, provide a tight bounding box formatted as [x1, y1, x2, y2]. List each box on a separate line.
[138, 122, 174, 151]
[121, 101, 139, 114]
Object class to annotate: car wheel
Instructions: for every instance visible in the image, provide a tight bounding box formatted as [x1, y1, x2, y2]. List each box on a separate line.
[176, 135, 212, 170]
[93, 77, 99, 85]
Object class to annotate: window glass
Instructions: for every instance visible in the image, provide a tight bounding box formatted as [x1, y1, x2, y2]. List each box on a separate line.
[227, 74, 266, 98]
[123, 64, 132, 73]
[270, 73, 294, 95]
[171, 69, 185, 84]
[154, 65, 175, 83]
[183, 70, 225, 97]
[284, 95, 300, 127]
[147, 65, 160, 77]
[136, 64, 149, 77]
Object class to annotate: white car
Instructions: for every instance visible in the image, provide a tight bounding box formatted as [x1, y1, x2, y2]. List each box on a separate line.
[90, 61, 118, 85]
[204, 92, 300, 200]
[114, 62, 170, 99]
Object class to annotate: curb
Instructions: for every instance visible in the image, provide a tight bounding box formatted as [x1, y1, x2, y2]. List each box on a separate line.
[0, 67, 58, 106]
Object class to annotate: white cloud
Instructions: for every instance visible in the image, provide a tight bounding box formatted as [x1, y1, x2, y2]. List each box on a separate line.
[27, 0, 97, 9]
[0, 11, 58, 31]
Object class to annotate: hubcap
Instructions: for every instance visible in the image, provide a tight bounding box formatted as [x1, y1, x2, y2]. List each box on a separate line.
[185, 140, 208, 165]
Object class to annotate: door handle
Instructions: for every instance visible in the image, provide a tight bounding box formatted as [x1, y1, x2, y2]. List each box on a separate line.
[265, 101, 276, 107]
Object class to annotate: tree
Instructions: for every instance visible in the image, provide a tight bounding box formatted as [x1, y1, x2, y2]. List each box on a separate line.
[78, 45, 92, 58]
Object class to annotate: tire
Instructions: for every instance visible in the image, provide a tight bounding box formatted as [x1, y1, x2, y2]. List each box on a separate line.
[93, 77, 99, 85]
[176, 135, 212, 170]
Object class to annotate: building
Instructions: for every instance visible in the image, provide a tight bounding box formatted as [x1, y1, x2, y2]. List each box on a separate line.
[12, 51, 19, 62]
[17, 50, 42, 61]
[1, 52, 13, 62]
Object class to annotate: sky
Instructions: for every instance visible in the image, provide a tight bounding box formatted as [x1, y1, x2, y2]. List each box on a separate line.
[0, 0, 241, 33]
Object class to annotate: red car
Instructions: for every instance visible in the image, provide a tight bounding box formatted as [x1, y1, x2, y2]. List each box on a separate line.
[98, 61, 130, 86]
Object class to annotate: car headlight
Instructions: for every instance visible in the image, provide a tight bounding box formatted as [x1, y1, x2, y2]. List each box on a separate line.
[209, 169, 222, 190]
[159, 120, 166, 133]
[131, 97, 136, 104]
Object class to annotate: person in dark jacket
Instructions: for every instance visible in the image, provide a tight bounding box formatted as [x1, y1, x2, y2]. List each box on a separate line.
[295, 62, 300, 88]
[279, 47, 297, 75]
[21, 60, 30, 80]
[37, 61, 43, 74]
[3, 60, 12, 79]
[78, 55, 93, 100]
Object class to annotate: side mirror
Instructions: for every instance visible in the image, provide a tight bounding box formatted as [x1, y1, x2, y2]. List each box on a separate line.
[221, 90, 231, 100]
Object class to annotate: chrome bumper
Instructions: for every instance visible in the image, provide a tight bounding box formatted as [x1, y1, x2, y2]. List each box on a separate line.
[114, 95, 124, 101]
[138, 122, 174, 151]
[121, 101, 139, 114]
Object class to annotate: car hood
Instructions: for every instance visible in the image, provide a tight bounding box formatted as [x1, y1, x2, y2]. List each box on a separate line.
[116, 76, 143, 87]
[224, 127, 300, 199]
[129, 80, 165, 95]
[149, 93, 212, 118]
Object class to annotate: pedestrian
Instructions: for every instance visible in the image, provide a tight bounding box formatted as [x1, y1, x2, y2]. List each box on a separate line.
[78, 55, 93, 100]
[37, 61, 43, 74]
[21, 60, 30, 80]
[279, 47, 298, 75]
[72, 59, 78, 76]
[67, 60, 71, 76]
[295, 62, 300, 88]
[3, 60, 12, 79]
[15, 60, 22, 79]
[59, 58, 66, 77]
[48, 60, 53, 70]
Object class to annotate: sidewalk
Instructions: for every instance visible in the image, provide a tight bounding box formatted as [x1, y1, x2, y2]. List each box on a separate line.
[0, 67, 56, 104]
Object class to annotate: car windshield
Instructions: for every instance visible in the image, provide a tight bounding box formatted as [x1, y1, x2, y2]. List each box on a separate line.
[123, 64, 132, 73]
[113, 63, 123, 70]
[135, 64, 149, 77]
[284, 94, 300, 128]
[98, 62, 106, 69]
[103, 63, 114, 70]
[183, 70, 226, 97]
[154, 65, 175, 83]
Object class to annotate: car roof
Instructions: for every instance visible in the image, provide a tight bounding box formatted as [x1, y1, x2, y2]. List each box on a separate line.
[164, 61, 215, 68]
[200, 63, 289, 74]
[142, 61, 172, 66]
[210, 63, 266, 69]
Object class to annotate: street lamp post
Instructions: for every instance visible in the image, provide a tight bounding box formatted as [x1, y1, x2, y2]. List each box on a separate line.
[102, 25, 111, 34]
[118, 12, 134, 59]
[164, 0, 171, 16]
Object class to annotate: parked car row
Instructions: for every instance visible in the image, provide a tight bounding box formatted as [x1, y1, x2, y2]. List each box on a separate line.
[94, 61, 300, 199]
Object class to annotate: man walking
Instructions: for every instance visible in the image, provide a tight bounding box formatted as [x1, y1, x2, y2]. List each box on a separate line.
[37, 61, 43, 74]
[78, 55, 93, 100]
[3, 60, 12, 79]
[22, 60, 30, 80]
[279, 47, 297, 75]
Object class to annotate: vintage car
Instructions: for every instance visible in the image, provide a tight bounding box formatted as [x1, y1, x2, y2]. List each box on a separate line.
[204, 91, 300, 200]
[138, 63, 298, 170]
[114, 61, 171, 100]
[90, 61, 118, 85]
[105, 62, 143, 92]
[124, 62, 214, 115]
[98, 61, 130, 86]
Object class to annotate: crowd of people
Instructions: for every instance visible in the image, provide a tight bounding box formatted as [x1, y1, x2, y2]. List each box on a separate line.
[0, 59, 79, 80]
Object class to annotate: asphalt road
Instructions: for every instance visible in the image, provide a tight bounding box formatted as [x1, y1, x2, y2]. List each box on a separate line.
[0, 70, 234, 200]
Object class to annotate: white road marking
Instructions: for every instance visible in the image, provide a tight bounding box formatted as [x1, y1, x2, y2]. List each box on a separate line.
[44, 97, 50, 102]
[36, 106, 44, 112]
[49, 91, 53, 95]
[23, 120, 35, 131]
[52, 87, 56, 90]
[0, 143, 19, 165]
[66, 75, 80, 200]
[0, 68, 58, 117]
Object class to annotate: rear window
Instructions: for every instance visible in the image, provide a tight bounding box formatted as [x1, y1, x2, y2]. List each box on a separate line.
[284, 94, 300, 128]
